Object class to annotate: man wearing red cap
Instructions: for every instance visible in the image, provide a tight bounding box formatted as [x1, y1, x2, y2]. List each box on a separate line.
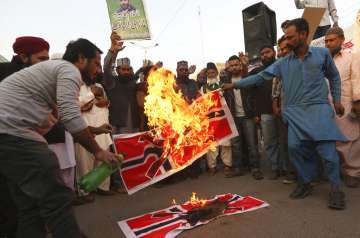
[0, 36, 50, 238]
[0, 38, 121, 238]
[0, 36, 50, 81]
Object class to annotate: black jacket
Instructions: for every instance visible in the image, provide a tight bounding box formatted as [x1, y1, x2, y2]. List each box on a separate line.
[0, 56, 25, 82]
[221, 74, 256, 118]
[248, 66, 273, 116]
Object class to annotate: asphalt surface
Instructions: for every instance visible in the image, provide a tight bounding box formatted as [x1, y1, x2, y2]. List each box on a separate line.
[75, 167, 360, 238]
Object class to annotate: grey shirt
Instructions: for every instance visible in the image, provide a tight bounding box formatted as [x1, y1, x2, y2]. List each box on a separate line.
[0, 60, 87, 143]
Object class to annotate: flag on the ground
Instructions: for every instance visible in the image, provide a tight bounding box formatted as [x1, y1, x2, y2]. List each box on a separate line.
[113, 91, 238, 194]
[118, 194, 269, 238]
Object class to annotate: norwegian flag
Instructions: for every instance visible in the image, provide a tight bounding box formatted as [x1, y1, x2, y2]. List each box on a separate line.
[113, 90, 238, 194]
[118, 194, 269, 238]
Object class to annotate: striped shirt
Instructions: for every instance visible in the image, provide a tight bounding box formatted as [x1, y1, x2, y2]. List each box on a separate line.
[0, 60, 87, 143]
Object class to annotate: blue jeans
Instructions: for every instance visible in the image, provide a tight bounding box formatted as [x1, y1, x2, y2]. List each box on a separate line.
[261, 114, 282, 171]
[288, 129, 341, 187]
[278, 117, 295, 173]
[232, 117, 261, 170]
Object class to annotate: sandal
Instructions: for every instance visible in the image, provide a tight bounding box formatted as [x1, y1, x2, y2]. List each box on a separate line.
[328, 191, 346, 210]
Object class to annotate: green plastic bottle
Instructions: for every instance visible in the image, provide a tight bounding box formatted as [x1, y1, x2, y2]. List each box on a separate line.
[79, 161, 122, 193]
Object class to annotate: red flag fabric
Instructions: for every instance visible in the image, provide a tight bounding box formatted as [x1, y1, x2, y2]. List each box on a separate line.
[118, 194, 269, 238]
[113, 90, 238, 194]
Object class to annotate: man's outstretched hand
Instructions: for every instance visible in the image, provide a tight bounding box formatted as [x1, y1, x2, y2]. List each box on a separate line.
[222, 83, 235, 91]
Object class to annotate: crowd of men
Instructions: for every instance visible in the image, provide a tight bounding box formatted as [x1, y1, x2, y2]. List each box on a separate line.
[1, 0, 360, 237]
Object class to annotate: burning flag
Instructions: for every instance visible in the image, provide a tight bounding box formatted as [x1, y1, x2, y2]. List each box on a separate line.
[113, 68, 238, 194]
[144, 68, 221, 168]
[117, 193, 269, 238]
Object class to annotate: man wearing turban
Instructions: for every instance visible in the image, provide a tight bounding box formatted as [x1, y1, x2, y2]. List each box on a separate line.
[0, 36, 49, 238]
[0, 36, 50, 81]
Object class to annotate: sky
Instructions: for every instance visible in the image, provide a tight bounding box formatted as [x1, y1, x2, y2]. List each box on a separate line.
[1, 0, 359, 72]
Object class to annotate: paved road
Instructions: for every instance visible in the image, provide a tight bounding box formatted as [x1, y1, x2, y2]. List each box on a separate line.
[75, 169, 360, 238]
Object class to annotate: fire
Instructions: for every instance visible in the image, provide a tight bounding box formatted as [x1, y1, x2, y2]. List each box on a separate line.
[144, 68, 217, 167]
[190, 192, 207, 207]
[170, 192, 207, 207]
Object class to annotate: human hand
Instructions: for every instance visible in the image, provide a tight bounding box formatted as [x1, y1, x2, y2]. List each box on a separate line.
[142, 59, 153, 68]
[239, 52, 249, 66]
[334, 102, 344, 116]
[81, 100, 94, 112]
[110, 31, 125, 52]
[221, 83, 235, 91]
[94, 150, 123, 165]
[95, 123, 113, 135]
[95, 98, 110, 108]
[189, 65, 196, 74]
[90, 85, 104, 98]
[36, 113, 58, 135]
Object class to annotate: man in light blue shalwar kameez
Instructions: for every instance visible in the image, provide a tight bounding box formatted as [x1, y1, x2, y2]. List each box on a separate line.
[223, 18, 347, 210]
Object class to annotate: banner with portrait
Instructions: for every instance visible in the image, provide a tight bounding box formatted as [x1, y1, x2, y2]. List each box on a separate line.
[106, 0, 151, 40]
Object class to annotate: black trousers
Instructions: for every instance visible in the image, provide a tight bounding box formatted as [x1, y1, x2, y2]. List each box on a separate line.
[0, 174, 16, 238]
[0, 134, 81, 238]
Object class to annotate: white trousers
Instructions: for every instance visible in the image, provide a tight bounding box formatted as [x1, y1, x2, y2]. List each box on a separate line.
[206, 145, 232, 169]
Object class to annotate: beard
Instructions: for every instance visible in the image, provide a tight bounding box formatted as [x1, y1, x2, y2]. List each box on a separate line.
[262, 57, 276, 67]
[117, 74, 133, 83]
[330, 46, 342, 57]
[81, 71, 94, 86]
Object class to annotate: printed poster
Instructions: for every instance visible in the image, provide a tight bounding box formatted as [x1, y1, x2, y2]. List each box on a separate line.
[106, 0, 151, 40]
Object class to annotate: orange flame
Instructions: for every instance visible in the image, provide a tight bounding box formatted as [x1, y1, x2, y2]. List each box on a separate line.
[170, 192, 207, 207]
[190, 192, 207, 207]
[144, 68, 217, 167]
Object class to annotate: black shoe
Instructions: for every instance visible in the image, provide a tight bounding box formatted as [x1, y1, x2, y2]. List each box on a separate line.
[289, 183, 313, 199]
[224, 166, 241, 178]
[251, 169, 264, 180]
[328, 191, 345, 210]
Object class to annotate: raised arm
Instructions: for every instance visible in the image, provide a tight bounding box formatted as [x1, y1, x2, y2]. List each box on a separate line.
[103, 32, 125, 90]
[294, 0, 306, 9]
[222, 60, 281, 90]
[328, 0, 339, 26]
